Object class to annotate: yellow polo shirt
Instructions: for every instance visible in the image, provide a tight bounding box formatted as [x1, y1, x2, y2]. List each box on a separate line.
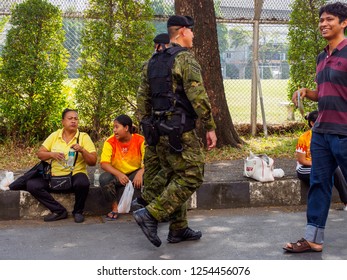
[42, 129, 96, 176]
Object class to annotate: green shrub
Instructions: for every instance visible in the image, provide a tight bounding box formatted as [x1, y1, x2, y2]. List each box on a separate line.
[0, 0, 69, 144]
[75, 0, 154, 140]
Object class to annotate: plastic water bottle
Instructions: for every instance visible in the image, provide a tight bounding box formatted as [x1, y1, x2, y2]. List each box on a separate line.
[67, 148, 76, 167]
[94, 169, 100, 187]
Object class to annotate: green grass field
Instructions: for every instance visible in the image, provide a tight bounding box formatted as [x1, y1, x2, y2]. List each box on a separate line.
[224, 79, 303, 124]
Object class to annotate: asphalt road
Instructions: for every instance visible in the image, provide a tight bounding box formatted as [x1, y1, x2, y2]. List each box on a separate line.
[1, 204, 347, 260]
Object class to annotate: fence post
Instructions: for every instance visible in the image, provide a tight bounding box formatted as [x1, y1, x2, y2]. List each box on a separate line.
[251, 0, 264, 135]
[251, 20, 259, 135]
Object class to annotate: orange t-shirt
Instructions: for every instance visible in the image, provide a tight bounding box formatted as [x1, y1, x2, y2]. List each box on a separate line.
[100, 133, 145, 174]
[296, 130, 312, 171]
[296, 130, 312, 162]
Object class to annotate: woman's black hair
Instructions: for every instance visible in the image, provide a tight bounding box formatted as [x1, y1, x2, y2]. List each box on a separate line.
[114, 114, 135, 133]
[62, 108, 77, 119]
[305, 110, 318, 128]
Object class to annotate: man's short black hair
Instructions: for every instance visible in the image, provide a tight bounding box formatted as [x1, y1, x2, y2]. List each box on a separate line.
[319, 2, 347, 23]
[62, 108, 77, 119]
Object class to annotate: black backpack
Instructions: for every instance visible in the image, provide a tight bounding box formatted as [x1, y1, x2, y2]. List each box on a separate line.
[147, 46, 196, 121]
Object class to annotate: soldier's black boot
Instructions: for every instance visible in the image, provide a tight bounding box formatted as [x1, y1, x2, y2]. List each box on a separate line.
[133, 208, 161, 247]
[167, 227, 202, 243]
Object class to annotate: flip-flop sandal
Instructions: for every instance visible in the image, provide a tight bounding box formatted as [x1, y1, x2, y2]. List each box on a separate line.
[105, 211, 119, 221]
[283, 238, 323, 253]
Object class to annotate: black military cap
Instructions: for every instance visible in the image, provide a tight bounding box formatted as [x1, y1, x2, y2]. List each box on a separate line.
[167, 15, 194, 28]
[153, 33, 170, 44]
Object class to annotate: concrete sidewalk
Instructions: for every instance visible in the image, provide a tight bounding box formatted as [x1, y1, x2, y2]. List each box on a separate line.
[0, 158, 342, 220]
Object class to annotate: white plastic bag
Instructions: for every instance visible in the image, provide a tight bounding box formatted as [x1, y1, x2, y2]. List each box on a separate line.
[272, 168, 285, 178]
[0, 171, 14, 191]
[243, 152, 274, 182]
[117, 181, 134, 213]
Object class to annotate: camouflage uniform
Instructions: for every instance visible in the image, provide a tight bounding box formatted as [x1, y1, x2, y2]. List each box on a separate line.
[137, 43, 216, 230]
[139, 62, 170, 202]
[142, 145, 169, 201]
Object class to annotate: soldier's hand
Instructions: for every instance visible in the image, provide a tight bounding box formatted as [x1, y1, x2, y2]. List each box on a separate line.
[206, 130, 217, 151]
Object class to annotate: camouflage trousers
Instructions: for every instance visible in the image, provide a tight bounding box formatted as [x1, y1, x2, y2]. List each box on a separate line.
[143, 145, 168, 188]
[143, 129, 205, 230]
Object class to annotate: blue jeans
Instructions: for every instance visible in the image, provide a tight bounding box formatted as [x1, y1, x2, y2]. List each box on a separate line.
[305, 132, 347, 244]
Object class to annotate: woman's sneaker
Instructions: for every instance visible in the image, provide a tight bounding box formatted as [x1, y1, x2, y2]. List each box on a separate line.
[343, 204, 347, 211]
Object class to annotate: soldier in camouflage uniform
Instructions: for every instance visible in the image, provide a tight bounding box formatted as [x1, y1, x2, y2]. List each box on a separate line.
[132, 33, 172, 211]
[142, 33, 171, 193]
[134, 15, 217, 247]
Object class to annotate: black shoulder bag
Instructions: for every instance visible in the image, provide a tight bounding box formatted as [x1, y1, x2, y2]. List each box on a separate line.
[9, 160, 50, 191]
[49, 133, 80, 191]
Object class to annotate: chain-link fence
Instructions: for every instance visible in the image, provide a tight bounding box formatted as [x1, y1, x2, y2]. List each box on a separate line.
[0, 0, 327, 125]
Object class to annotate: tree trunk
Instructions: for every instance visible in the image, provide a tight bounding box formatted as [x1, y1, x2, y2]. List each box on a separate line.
[175, 0, 243, 147]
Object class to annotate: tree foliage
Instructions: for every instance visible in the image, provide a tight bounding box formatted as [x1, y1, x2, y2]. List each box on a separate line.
[75, 0, 154, 140]
[229, 26, 252, 49]
[259, 29, 288, 65]
[214, 0, 229, 55]
[287, 0, 326, 110]
[0, 16, 9, 68]
[0, 0, 68, 143]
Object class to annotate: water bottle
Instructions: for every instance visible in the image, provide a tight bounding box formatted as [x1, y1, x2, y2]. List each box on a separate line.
[67, 148, 76, 167]
[94, 169, 100, 187]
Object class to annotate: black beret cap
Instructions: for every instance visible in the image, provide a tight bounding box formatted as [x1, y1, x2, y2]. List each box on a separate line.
[167, 15, 194, 28]
[153, 33, 170, 44]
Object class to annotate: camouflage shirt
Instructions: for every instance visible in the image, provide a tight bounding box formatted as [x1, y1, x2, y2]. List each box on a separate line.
[137, 43, 216, 131]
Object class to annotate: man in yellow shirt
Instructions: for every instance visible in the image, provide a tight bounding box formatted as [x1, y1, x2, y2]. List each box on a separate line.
[27, 109, 97, 223]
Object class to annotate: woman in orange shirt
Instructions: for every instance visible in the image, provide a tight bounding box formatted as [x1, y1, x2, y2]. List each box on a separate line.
[100, 114, 145, 220]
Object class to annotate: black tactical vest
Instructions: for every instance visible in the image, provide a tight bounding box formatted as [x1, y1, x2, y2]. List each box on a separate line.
[147, 46, 197, 133]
